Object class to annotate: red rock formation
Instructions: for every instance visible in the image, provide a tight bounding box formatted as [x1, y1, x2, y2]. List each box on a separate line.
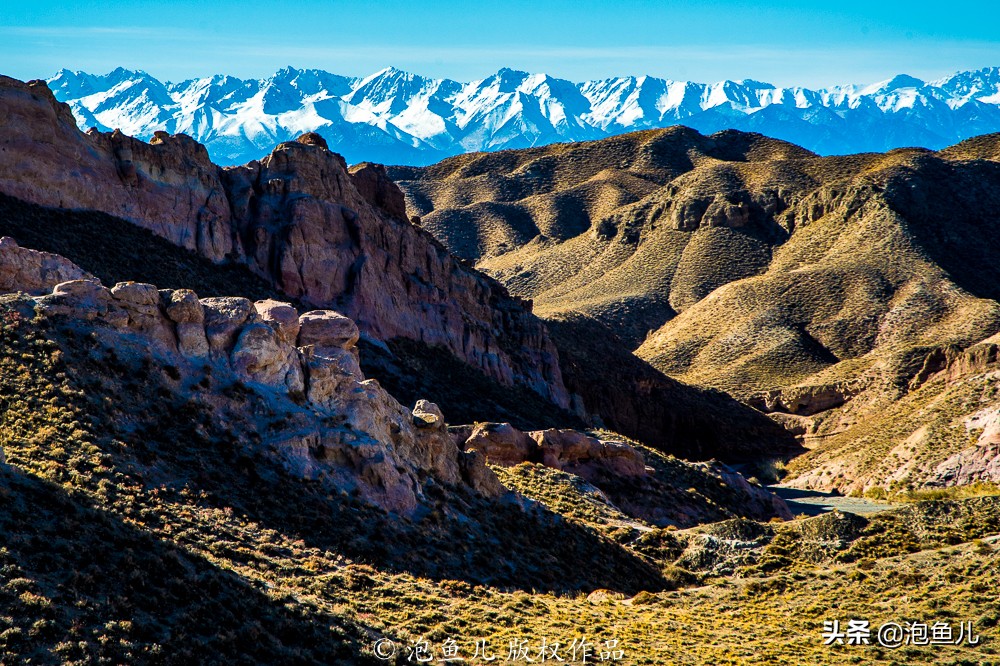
[0, 77, 234, 261]
[529, 428, 648, 479]
[456, 421, 792, 523]
[0, 76, 569, 410]
[348, 162, 408, 221]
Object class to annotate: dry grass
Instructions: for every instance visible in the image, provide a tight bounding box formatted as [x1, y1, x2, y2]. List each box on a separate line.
[396, 127, 1000, 495]
[2, 299, 999, 663]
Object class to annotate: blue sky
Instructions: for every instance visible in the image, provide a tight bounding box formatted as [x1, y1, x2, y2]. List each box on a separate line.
[2, 0, 998, 86]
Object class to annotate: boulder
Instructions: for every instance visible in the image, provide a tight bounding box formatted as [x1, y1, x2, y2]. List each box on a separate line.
[201, 297, 255, 356]
[111, 282, 176, 349]
[298, 310, 359, 350]
[164, 289, 204, 324]
[457, 422, 648, 482]
[163, 289, 209, 357]
[697, 462, 794, 521]
[268, 429, 420, 514]
[255, 299, 300, 345]
[232, 322, 303, 392]
[412, 399, 445, 428]
[36, 280, 127, 326]
[529, 429, 647, 479]
[463, 422, 537, 466]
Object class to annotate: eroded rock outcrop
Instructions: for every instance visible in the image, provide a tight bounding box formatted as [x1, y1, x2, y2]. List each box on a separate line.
[453, 421, 792, 524]
[222, 139, 570, 409]
[750, 382, 863, 416]
[0, 76, 569, 412]
[348, 162, 409, 221]
[0, 78, 234, 261]
[928, 407, 1000, 487]
[1, 264, 503, 513]
[457, 422, 648, 483]
[0, 236, 93, 295]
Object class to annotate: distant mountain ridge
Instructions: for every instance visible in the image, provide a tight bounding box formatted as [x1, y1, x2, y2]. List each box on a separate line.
[48, 65, 1000, 166]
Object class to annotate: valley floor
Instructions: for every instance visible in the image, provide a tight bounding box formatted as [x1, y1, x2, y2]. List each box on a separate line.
[1, 288, 998, 665]
[770, 486, 904, 517]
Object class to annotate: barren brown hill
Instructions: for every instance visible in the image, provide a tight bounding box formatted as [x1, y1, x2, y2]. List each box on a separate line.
[394, 129, 1000, 494]
[0, 76, 793, 461]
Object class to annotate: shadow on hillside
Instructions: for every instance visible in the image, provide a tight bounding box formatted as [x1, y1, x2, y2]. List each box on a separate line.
[360, 337, 585, 431]
[545, 313, 803, 462]
[0, 464, 382, 665]
[49, 326, 666, 597]
[0, 192, 284, 300]
[0, 192, 582, 434]
[885, 158, 1000, 303]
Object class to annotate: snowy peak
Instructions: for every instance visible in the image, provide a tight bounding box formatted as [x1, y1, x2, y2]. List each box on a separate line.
[46, 65, 1000, 166]
[935, 67, 1000, 105]
[348, 66, 437, 110]
[867, 73, 927, 93]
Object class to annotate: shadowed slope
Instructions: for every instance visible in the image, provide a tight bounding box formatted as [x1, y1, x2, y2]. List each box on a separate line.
[0, 192, 576, 432]
[399, 128, 1000, 491]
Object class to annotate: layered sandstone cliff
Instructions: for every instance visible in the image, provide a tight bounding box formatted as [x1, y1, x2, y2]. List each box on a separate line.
[0, 76, 568, 410]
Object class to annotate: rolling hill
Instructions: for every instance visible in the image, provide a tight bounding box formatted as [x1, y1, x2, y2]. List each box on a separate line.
[393, 127, 1000, 494]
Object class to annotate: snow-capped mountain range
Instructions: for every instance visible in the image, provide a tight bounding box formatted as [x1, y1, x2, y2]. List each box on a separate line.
[47, 66, 1000, 166]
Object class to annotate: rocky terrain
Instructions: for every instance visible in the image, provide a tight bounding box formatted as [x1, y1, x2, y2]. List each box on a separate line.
[395, 126, 1000, 495]
[0, 74, 792, 460]
[4, 69, 1000, 664]
[0, 236, 507, 513]
[0, 235, 802, 662]
[0, 75, 567, 412]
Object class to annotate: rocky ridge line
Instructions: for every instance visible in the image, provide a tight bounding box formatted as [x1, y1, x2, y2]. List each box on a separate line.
[0, 76, 570, 412]
[0, 236, 502, 513]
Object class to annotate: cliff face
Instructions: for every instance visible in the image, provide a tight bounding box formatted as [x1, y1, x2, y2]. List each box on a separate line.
[221, 139, 568, 407]
[0, 236, 502, 513]
[0, 76, 568, 410]
[0, 77, 235, 261]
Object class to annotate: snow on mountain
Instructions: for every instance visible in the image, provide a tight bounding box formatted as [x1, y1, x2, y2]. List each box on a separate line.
[47, 66, 1000, 166]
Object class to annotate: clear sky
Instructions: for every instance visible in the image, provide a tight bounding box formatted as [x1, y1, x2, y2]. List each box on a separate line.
[2, 0, 998, 86]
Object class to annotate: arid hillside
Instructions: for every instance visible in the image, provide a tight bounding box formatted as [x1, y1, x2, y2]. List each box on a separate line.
[394, 129, 1000, 494]
[0, 247, 997, 663]
[1, 76, 1000, 665]
[0, 76, 793, 461]
[0, 234, 796, 662]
